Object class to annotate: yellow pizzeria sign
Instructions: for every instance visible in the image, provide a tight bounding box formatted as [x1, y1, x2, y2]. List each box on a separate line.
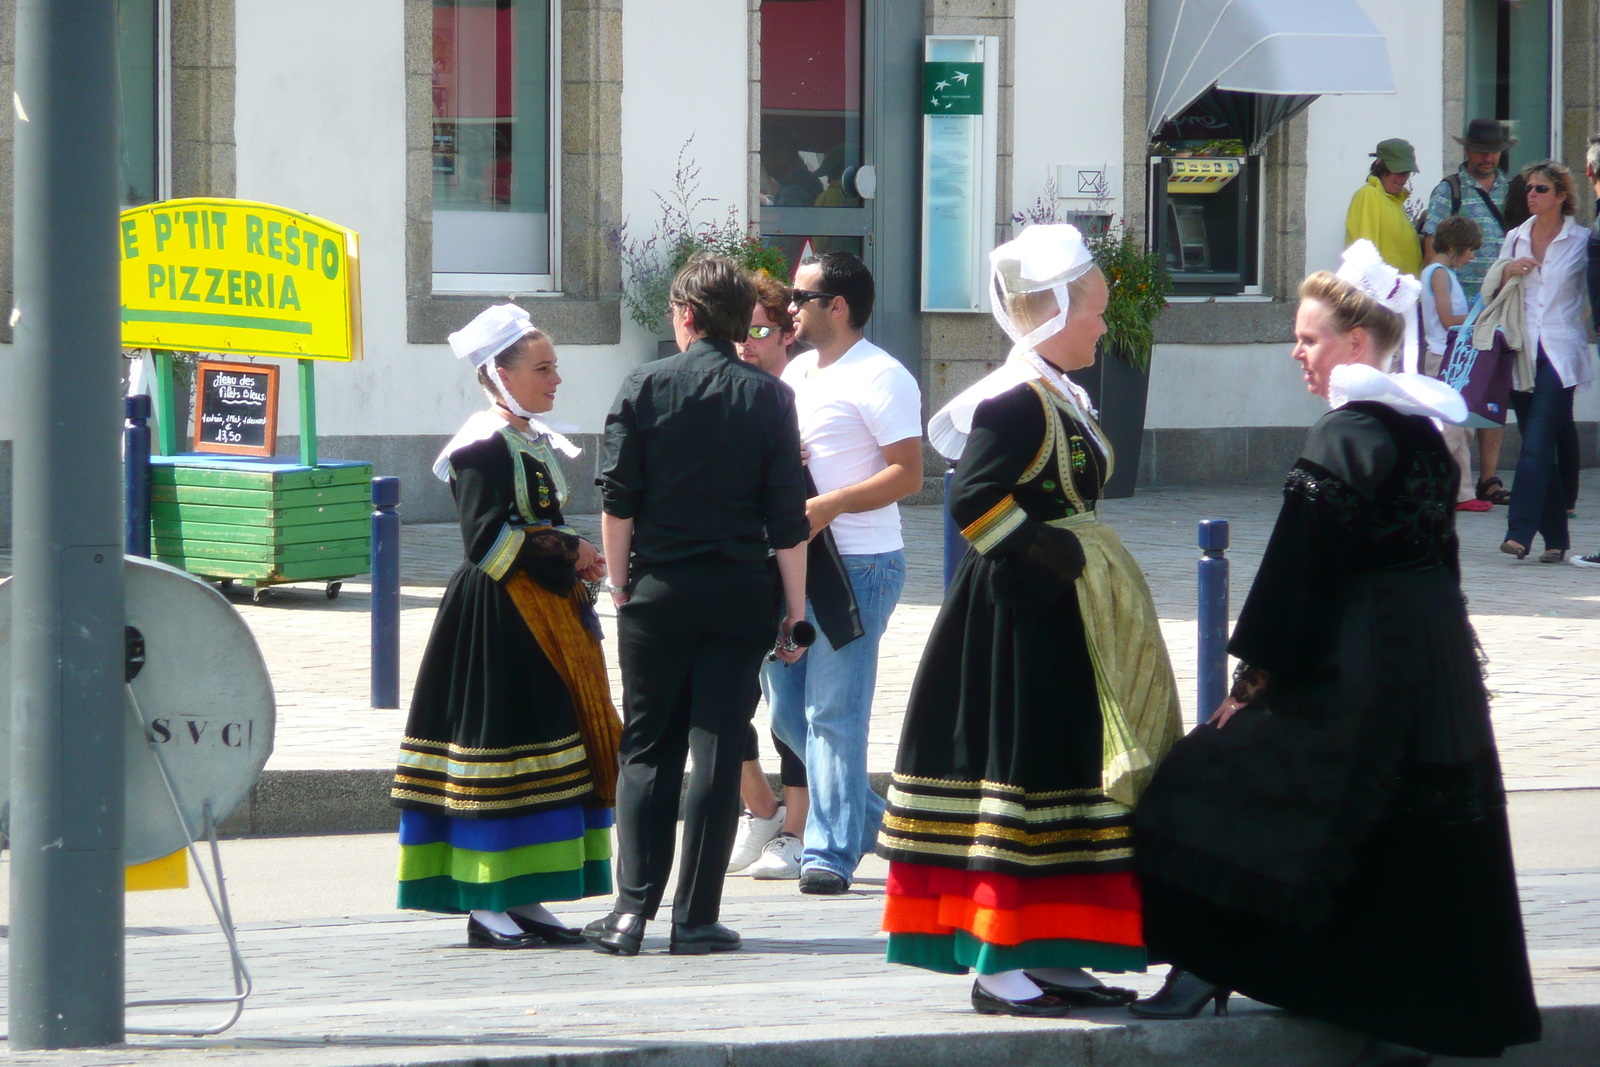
[119, 197, 362, 361]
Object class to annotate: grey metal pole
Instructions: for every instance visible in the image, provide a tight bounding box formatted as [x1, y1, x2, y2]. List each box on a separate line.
[10, 0, 126, 1049]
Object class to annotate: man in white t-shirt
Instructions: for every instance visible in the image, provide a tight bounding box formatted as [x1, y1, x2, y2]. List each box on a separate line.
[765, 251, 923, 894]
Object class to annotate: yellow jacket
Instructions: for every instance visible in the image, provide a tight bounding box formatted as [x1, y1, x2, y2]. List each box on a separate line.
[1345, 176, 1422, 276]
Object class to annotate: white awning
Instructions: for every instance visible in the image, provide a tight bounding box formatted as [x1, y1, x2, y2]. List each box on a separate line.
[1147, 0, 1395, 138]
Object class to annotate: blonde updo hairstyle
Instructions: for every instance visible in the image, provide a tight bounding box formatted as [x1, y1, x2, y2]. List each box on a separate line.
[1298, 271, 1404, 362]
[1002, 265, 1106, 336]
[475, 329, 549, 395]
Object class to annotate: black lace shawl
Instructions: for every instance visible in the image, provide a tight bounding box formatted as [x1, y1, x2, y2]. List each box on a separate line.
[1134, 402, 1497, 927]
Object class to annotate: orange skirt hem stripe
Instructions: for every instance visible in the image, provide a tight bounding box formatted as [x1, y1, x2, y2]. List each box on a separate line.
[887, 861, 1142, 912]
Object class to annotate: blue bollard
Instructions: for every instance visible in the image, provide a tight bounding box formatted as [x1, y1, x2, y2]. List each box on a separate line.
[942, 465, 965, 591]
[1196, 519, 1230, 724]
[124, 394, 152, 559]
[371, 477, 402, 709]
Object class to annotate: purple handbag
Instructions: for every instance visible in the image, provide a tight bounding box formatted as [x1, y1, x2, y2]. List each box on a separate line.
[1437, 300, 1515, 428]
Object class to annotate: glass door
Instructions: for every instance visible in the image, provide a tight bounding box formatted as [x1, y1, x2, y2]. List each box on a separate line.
[759, 0, 871, 270]
[1465, 0, 1553, 172]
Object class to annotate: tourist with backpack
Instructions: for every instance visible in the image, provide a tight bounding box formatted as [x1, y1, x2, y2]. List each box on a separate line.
[1423, 119, 1518, 508]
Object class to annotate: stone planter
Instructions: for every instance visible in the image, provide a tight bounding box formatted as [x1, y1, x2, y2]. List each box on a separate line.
[1068, 345, 1150, 499]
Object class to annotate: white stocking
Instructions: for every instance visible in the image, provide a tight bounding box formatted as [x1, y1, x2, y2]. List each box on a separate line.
[507, 903, 562, 926]
[1026, 967, 1103, 989]
[975, 969, 1044, 1001]
[470, 909, 523, 937]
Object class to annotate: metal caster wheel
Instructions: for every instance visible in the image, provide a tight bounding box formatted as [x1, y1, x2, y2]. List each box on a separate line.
[218, 578, 234, 591]
[325, 581, 342, 600]
[252, 585, 270, 604]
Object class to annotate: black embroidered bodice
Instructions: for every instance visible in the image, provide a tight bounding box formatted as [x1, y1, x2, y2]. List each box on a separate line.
[1283, 401, 1460, 575]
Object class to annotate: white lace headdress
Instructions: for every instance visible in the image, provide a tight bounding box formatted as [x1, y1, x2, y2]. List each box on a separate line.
[434, 304, 579, 481]
[1326, 241, 1466, 424]
[928, 224, 1107, 460]
[1336, 240, 1424, 374]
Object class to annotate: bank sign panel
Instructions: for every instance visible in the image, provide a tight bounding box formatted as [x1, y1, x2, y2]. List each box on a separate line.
[119, 198, 363, 361]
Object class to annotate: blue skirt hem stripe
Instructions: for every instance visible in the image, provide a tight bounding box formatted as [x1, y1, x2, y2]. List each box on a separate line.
[399, 804, 612, 851]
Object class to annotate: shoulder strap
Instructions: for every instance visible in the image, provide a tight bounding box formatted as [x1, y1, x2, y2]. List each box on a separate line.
[1446, 173, 1462, 217]
[1466, 179, 1506, 232]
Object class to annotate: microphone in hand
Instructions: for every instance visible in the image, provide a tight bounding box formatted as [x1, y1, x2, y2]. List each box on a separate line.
[768, 620, 816, 663]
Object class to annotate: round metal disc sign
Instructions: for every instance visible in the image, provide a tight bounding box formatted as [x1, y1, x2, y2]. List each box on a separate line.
[0, 557, 276, 865]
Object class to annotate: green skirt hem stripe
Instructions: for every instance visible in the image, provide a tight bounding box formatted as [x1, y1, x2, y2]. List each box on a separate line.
[885, 931, 1148, 976]
[396, 827, 612, 884]
[396, 860, 613, 914]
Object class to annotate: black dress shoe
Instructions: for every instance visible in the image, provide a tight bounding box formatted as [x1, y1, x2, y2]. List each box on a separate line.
[669, 921, 743, 955]
[1347, 1039, 1434, 1067]
[798, 868, 848, 895]
[1026, 975, 1139, 1007]
[508, 913, 586, 945]
[970, 980, 1072, 1018]
[466, 915, 542, 949]
[581, 911, 646, 956]
[1127, 967, 1231, 1019]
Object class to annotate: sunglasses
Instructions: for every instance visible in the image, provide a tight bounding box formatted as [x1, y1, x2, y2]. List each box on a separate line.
[1528, 182, 1555, 195]
[790, 289, 839, 308]
[748, 325, 775, 339]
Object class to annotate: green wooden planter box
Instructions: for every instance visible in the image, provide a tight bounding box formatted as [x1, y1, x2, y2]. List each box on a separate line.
[149, 455, 372, 594]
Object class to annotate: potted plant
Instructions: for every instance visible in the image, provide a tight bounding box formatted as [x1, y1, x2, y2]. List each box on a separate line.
[617, 138, 787, 357]
[1014, 177, 1172, 498]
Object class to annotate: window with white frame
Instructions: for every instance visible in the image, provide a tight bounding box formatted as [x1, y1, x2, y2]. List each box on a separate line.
[431, 0, 557, 294]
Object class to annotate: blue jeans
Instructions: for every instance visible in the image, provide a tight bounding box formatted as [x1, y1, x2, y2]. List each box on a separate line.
[1506, 350, 1576, 552]
[764, 549, 906, 881]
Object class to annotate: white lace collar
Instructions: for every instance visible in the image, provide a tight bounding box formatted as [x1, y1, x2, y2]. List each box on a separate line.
[1327, 363, 1468, 424]
[431, 409, 582, 482]
[928, 349, 1101, 461]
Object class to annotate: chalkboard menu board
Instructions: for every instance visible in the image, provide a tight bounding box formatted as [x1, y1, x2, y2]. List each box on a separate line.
[193, 361, 279, 457]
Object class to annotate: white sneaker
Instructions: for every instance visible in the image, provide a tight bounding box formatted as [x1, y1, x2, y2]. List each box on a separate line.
[748, 832, 803, 880]
[727, 805, 785, 873]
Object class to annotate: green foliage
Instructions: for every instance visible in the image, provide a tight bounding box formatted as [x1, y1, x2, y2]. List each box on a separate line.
[616, 138, 787, 335]
[1085, 222, 1172, 374]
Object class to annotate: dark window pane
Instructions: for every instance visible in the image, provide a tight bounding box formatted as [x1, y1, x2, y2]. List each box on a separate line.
[760, 0, 862, 209]
[117, 0, 159, 207]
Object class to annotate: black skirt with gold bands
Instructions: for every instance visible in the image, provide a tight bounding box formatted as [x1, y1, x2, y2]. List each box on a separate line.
[878, 774, 1135, 877]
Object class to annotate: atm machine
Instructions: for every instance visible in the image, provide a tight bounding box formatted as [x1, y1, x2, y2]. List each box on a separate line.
[1149, 155, 1258, 295]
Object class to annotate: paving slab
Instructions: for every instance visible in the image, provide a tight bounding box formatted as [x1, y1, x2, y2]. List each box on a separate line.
[0, 851, 1596, 1066]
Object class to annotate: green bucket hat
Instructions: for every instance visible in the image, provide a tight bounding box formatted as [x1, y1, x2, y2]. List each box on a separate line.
[1371, 138, 1419, 175]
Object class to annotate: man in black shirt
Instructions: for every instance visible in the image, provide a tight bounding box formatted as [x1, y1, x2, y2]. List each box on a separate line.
[584, 255, 810, 956]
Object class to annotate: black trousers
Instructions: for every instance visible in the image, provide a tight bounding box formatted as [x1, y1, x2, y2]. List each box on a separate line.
[612, 555, 779, 924]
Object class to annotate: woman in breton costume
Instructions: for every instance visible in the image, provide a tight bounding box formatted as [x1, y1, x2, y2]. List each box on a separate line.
[390, 304, 623, 948]
[878, 225, 1183, 1017]
[1133, 243, 1540, 1067]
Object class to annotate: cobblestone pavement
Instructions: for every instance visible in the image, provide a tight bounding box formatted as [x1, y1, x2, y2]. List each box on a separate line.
[3, 475, 1599, 787]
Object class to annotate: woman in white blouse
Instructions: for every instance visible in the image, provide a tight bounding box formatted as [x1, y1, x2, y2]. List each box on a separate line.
[1494, 160, 1593, 563]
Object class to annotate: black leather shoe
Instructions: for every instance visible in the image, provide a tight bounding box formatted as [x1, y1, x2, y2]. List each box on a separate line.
[1128, 967, 1230, 1019]
[970, 980, 1072, 1018]
[581, 911, 646, 956]
[466, 915, 542, 949]
[509, 913, 585, 945]
[669, 921, 743, 955]
[798, 868, 849, 895]
[1347, 1039, 1434, 1067]
[1026, 975, 1139, 1007]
